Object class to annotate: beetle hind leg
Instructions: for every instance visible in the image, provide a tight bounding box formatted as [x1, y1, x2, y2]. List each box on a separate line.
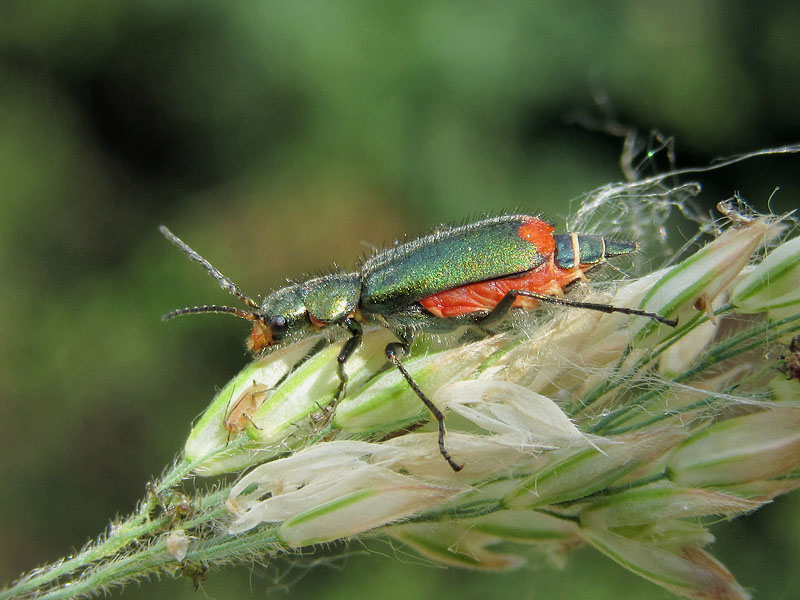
[478, 289, 678, 327]
[385, 342, 464, 472]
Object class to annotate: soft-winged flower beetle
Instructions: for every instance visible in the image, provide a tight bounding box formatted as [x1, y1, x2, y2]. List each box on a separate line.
[161, 215, 677, 471]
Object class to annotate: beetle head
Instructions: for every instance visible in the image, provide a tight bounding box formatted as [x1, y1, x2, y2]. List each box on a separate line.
[249, 284, 314, 352]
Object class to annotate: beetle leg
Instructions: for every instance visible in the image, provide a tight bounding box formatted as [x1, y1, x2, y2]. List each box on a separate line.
[472, 288, 519, 330]
[334, 318, 363, 403]
[479, 289, 679, 328]
[385, 342, 464, 472]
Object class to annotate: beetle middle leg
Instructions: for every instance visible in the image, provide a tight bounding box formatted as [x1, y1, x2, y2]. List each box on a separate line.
[385, 341, 464, 472]
[477, 288, 678, 329]
[308, 318, 363, 431]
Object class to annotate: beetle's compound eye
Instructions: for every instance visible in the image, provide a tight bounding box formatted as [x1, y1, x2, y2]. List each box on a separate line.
[269, 315, 289, 339]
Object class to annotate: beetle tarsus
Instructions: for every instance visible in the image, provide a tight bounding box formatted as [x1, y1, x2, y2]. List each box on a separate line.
[385, 342, 464, 472]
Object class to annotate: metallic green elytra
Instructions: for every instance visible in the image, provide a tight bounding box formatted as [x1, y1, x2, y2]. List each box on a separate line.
[361, 217, 547, 313]
[161, 215, 676, 471]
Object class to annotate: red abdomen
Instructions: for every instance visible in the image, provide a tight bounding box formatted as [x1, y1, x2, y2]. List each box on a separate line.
[418, 218, 584, 318]
[419, 258, 585, 318]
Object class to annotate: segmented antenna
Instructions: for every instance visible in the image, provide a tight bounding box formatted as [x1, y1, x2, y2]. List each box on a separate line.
[161, 304, 260, 322]
[160, 226, 260, 310]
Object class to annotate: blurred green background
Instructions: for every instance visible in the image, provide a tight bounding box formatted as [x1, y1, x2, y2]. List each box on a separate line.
[2, 2, 799, 599]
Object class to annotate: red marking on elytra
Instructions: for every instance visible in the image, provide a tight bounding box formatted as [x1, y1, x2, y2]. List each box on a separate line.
[419, 218, 583, 319]
[517, 216, 556, 255]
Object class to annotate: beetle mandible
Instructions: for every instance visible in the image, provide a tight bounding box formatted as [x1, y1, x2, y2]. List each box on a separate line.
[161, 215, 677, 471]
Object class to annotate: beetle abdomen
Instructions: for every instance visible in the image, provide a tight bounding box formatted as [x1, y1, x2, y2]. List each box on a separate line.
[553, 234, 636, 269]
[419, 231, 637, 318]
[418, 255, 578, 318]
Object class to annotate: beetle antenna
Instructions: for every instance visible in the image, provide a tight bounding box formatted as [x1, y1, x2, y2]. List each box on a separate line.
[162, 305, 262, 322]
[160, 225, 260, 310]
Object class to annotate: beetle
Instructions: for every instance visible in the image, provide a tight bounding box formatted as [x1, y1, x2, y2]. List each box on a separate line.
[161, 215, 677, 471]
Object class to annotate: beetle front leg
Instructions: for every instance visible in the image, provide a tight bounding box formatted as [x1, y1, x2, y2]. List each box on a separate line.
[385, 342, 463, 472]
[478, 289, 679, 328]
[334, 318, 363, 403]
